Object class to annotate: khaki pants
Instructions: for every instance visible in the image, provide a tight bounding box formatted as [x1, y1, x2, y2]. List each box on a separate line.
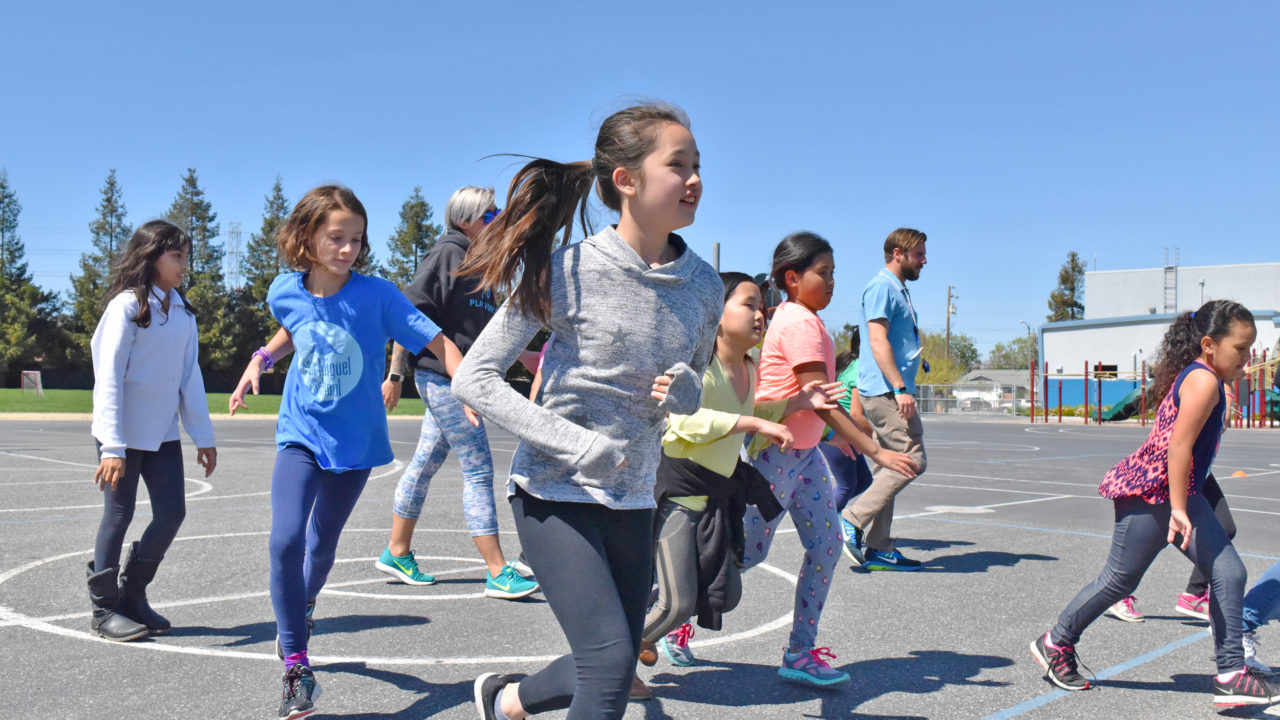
[841, 393, 927, 552]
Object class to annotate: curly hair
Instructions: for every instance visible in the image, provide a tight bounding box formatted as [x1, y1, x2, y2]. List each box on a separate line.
[1150, 299, 1254, 404]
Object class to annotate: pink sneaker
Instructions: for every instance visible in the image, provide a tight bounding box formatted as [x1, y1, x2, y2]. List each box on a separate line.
[1106, 596, 1144, 623]
[1175, 591, 1209, 621]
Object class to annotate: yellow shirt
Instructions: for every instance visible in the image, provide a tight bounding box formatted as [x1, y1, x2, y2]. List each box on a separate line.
[663, 355, 788, 479]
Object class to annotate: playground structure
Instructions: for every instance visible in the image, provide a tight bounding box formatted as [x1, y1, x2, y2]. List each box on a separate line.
[1024, 351, 1278, 428]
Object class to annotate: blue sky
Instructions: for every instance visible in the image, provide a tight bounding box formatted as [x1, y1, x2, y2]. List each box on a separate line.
[3, 1, 1276, 355]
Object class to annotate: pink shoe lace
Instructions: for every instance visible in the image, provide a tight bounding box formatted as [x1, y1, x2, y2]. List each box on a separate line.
[1118, 596, 1140, 615]
[806, 647, 838, 668]
[670, 623, 694, 648]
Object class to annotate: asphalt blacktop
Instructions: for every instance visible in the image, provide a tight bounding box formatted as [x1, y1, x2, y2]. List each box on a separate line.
[2, 415, 1279, 719]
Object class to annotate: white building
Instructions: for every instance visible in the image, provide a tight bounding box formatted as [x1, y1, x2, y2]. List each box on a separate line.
[1041, 262, 1280, 377]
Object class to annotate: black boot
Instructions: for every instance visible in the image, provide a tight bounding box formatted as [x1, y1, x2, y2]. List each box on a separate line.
[86, 562, 149, 642]
[117, 541, 171, 634]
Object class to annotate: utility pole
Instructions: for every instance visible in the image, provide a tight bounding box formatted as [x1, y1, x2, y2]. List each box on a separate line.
[945, 285, 957, 360]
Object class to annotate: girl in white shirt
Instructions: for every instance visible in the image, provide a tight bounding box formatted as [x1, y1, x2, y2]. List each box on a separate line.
[89, 219, 217, 642]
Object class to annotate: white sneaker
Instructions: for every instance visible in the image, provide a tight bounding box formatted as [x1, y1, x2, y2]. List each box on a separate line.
[1106, 596, 1144, 623]
[1245, 630, 1272, 673]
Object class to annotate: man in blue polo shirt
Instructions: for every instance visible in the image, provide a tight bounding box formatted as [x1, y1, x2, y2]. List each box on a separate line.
[840, 227, 929, 571]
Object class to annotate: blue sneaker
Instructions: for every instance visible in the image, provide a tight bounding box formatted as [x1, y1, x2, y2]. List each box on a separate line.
[375, 548, 436, 585]
[778, 647, 850, 686]
[840, 517, 865, 565]
[657, 623, 696, 666]
[863, 548, 922, 571]
[485, 564, 539, 600]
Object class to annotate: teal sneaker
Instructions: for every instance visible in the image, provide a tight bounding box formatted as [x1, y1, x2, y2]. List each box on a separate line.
[484, 564, 539, 600]
[375, 548, 436, 585]
[778, 647, 850, 686]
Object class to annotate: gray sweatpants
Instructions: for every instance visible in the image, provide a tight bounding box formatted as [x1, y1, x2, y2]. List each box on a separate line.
[1051, 493, 1247, 673]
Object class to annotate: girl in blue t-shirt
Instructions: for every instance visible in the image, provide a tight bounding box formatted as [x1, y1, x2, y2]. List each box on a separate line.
[229, 185, 467, 720]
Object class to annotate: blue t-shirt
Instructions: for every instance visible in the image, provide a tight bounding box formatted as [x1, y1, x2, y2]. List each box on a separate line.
[268, 271, 440, 471]
[858, 268, 922, 396]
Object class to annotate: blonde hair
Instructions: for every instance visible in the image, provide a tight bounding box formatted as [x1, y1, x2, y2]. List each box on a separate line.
[883, 227, 926, 263]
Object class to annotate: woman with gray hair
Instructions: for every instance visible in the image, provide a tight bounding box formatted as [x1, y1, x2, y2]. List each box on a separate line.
[376, 185, 539, 600]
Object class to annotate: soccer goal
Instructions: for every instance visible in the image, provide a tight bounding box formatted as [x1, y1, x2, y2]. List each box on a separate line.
[20, 370, 44, 398]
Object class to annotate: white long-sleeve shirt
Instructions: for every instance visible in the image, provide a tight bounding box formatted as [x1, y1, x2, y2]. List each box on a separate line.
[90, 287, 216, 459]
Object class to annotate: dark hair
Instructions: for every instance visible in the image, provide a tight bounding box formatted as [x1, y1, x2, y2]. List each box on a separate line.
[106, 219, 195, 327]
[277, 185, 371, 271]
[884, 227, 926, 263]
[1150, 299, 1255, 403]
[720, 271, 756, 304]
[458, 103, 691, 322]
[771, 231, 833, 298]
[835, 325, 861, 374]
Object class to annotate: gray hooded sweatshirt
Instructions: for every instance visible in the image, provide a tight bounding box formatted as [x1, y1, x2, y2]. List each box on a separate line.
[452, 226, 723, 509]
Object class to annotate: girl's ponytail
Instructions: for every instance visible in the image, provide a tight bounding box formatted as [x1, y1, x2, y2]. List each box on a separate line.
[459, 102, 691, 323]
[1150, 299, 1255, 403]
[458, 159, 595, 323]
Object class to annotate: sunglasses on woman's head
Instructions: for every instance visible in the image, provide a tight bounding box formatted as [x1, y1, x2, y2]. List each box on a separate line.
[482, 208, 501, 225]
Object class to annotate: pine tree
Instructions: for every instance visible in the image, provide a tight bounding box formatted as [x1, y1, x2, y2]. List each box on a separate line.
[382, 187, 440, 287]
[1047, 251, 1087, 321]
[232, 176, 291, 374]
[66, 170, 132, 368]
[166, 169, 235, 373]
[0, 169, 62, 374]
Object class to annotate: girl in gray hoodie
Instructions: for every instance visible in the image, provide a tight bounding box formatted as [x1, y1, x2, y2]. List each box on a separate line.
[454, 104, 723, 720]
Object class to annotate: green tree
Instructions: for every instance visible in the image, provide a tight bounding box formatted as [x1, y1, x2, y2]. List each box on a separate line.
[382, 187, 440, 287]
[232, 176, 291, 374]
[166, 169, 235, 373]
[986, 334, 1037, 369]
[0, 169, 63, 374]
[914, 329, 979, 385]
[1047, 250, 1086, 321]
[66, 169, 132, 367]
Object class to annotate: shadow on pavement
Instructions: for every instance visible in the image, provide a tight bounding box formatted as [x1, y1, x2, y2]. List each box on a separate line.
[317, 661, 473, 719]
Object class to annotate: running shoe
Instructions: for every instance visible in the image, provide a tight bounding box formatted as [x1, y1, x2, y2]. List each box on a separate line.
[1106, 596, 1145, 623]
[1212, 667, 1279, 707]
[658, 623, 696, 667]
[278, 664, 321, 719]
[840, 517, 866, 565]
[778, 647, 850, 686]
[511, 552, 537, 581]
[473, 672, 518, 720]
[863, 548, 922, 571]
[1175, 590, 1210, 621]
[1244, 631, 1272, 673]
[1030, 632, 1091, 691]
[276, 600, 315, 660]
[375, 548, 436, 586]
[484, 564, 539, 600]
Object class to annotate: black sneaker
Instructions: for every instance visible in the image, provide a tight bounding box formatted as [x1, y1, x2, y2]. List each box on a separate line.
[474, 672, 518, 720]
[863, 548, 922, 571]
[1213, 667, 1279, 707]
[1030, 632, 1091, 690]
[279, 664, 321, 719]
[276, 600, 316, 660]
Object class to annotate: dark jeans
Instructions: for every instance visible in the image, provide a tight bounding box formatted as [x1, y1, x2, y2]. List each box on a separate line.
[1186, 473, 1235, 596]
[269, 446, 370, 657]
[511, 487, 653, 719]
[94, 440, 186, 570]
[1052, 493, 1247, 672]
[819, 442, 874, 512]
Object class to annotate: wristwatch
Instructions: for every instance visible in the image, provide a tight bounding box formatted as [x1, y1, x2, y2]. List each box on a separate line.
[387, 372, 404, 383]
[893, 386, 909, 395]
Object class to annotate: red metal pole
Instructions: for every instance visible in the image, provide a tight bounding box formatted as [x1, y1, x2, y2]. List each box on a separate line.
[1097, 375, 1103, 424]
[1043, 370, 1049, 423]
[1140, 361, 1147, 427]
[1029, 354, 1035, 424]
[1084, 361, 1090, 425]
[1234, 378, 1242, 428]
[1057, 379, 1063, 423]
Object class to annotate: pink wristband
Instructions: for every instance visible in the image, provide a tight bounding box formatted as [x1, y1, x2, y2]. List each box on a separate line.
[252, 346, 275, 370]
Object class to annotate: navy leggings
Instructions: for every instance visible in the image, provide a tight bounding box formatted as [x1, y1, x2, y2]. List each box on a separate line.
[94, 440, 186, 570]
[511, 487, 653, 720]
[1051, 492, 1247, 673]
[269, 446, 370, 657]
[819, 442, 874, 512]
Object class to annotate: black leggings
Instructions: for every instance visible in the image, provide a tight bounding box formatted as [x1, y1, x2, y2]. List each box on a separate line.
[1186, 473, 1235, 596]
[93, 440, 187, 570]
[511, 487, 653, 719]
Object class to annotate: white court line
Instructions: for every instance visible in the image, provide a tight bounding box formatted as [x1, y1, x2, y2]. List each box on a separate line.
[928, 471, 1280, 503]
[903, 495, 1075, 518]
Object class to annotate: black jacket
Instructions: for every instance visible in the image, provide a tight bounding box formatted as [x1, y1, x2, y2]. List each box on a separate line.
[401, 229, 498, 375]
